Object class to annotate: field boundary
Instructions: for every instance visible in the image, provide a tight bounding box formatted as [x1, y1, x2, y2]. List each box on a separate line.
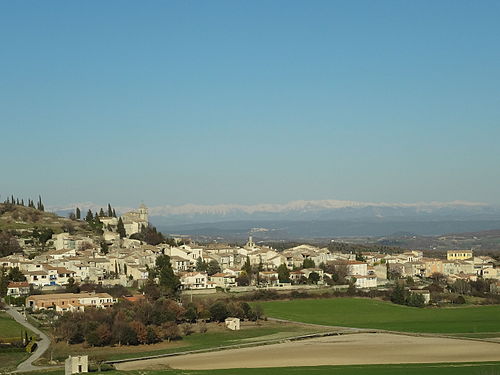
[268, 317, 500, 344]
[107, 329, 371, 365]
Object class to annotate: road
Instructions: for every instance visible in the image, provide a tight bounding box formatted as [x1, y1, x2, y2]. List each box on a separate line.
[4, 304, 54, 373]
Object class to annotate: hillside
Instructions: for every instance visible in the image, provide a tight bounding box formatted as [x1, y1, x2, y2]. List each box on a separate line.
[0, 203, 91, 234]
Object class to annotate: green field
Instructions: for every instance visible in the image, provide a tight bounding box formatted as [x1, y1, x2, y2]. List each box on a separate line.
[0, 348, 29, 372]
[17, 362, 500, 375]
[0, 311, 30, 341]
[260, 298, 500, 333]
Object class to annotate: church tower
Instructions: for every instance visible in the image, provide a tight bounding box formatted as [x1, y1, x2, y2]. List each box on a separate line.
[139, 203, 148, 222]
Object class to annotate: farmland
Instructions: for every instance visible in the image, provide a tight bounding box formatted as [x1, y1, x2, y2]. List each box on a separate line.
[259, 298, 500, 334]
[0, 311, 30, 342]
[18, 361, 500, 375]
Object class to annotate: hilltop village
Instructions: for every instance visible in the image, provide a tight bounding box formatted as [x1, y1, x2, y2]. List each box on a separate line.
[1, 202, 499, 312]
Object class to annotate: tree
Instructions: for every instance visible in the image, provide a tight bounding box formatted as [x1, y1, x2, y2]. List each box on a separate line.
[117, 217, 126, 238]
[277, 264, 290, 283]
[99, 208, 105, 217]
[161, 322, 180, 342]
[37, 195, 44, 211]
[0, 267, 9, 297]
[302, 258, 315, 269]
[196, 257, 207, 272]
[207, 259, 221, 276]
[7, 267, 26, 282]
[355, 252, 366, 261]
[85, 209, 94, 223]
[76, 207, 81, 220]
[130, 321, 148, 344]
[141, 225, 165, 245]
[242, 256, 252, 276]
[390, 283, 406, 305]
[95, 323, 112, 346]
[0, 231, 22, 257]
[100, 241, 109, 254]
[430, 272, 446, 285]
[236, 271, 250, 286]
[91, 353, 108, 372]
[332, 261, 350, 284]
[107, 203, 113, 217]
[154, 255, 181, 297]
[451, 279, 471, 295]
[65, 277, 80, 293]
[406, 292, 425, 308]
[138, 279, 158, 302]
[308, 271, 320, 284]
[209, 301, 228, 322]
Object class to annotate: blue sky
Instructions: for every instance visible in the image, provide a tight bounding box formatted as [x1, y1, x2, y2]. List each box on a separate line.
[1, 1, 499, 207]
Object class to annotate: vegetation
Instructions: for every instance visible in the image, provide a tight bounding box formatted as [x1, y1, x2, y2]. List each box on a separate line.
[260, 298, 500, 334]
[16, 362, 500, 375]
[390, 284, 425, 308]
[0, 312, 33, 342]
[0, 348, 29, 372]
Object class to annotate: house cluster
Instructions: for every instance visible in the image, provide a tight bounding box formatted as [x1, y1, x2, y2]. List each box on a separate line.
[3, 203, 497, 298]
[386, 249, 498, 282]
[1, 230, 385, 292]
[26, 292, 116, 312]
[174, 241, 384, 289]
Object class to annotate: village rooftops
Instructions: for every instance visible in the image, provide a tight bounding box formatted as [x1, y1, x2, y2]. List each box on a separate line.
[27, 292, 114, 301]
[7, 281, 29, 288]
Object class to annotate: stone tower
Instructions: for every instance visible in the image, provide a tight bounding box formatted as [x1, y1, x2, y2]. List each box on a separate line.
[139, 203, 148, 222]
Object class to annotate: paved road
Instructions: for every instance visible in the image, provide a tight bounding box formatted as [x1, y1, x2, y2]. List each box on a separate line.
[3, 304, 54, 373]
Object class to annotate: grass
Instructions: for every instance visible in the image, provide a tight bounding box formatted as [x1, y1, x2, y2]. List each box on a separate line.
[44, 321, 325, 362]
[0, 311, 31, 342]
[16, 362, 500, 375]
[259, 297, 500, 334]
[0, 348, 29, 372]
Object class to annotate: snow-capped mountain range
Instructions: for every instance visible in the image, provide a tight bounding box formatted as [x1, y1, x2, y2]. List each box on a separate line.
[49, 199, 499, 223]
[48, 199, 500, 238]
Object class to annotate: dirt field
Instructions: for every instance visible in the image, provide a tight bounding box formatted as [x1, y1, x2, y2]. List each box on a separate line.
[115, 333, 500, 371]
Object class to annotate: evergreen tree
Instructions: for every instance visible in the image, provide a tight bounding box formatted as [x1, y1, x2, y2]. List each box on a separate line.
[390, 283, 407, 305]
[154, 255, 181, 297]
[37, 195, 44, 211]
[277, 263, 290, 283]
[302, 258, 315, 269]
[242, 256, 252, 275]
[99, 208, 105, 217]
[117, 217, 126, 238]
[76, 207, 81, 220]
[100, 241, 109, 254]
[195, 257, 208, 272]
[112, 209, 117, 217]
[21, 199, 24, 206]
[207, 259, 221, 276]
[107, 204, 113, 217]
[85, 209, 94, 222]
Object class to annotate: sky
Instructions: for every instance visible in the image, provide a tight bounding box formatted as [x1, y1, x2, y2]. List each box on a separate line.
[1, 1, 499, 208]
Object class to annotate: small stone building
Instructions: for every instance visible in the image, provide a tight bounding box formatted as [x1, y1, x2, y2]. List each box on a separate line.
[225, 317, 240, 330]
[65, 355, 88, 374]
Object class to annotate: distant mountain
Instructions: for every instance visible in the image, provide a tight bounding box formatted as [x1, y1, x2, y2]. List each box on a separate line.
[48, 199, 500, 239]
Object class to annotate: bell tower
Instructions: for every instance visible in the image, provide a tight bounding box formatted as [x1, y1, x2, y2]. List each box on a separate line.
[139, 203, 148, 222]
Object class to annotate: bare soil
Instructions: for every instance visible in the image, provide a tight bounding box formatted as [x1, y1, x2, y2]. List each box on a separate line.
[115, 332, 500, 371]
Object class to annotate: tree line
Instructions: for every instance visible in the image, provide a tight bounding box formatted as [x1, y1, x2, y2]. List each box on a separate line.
[1, 195, 45, 211]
